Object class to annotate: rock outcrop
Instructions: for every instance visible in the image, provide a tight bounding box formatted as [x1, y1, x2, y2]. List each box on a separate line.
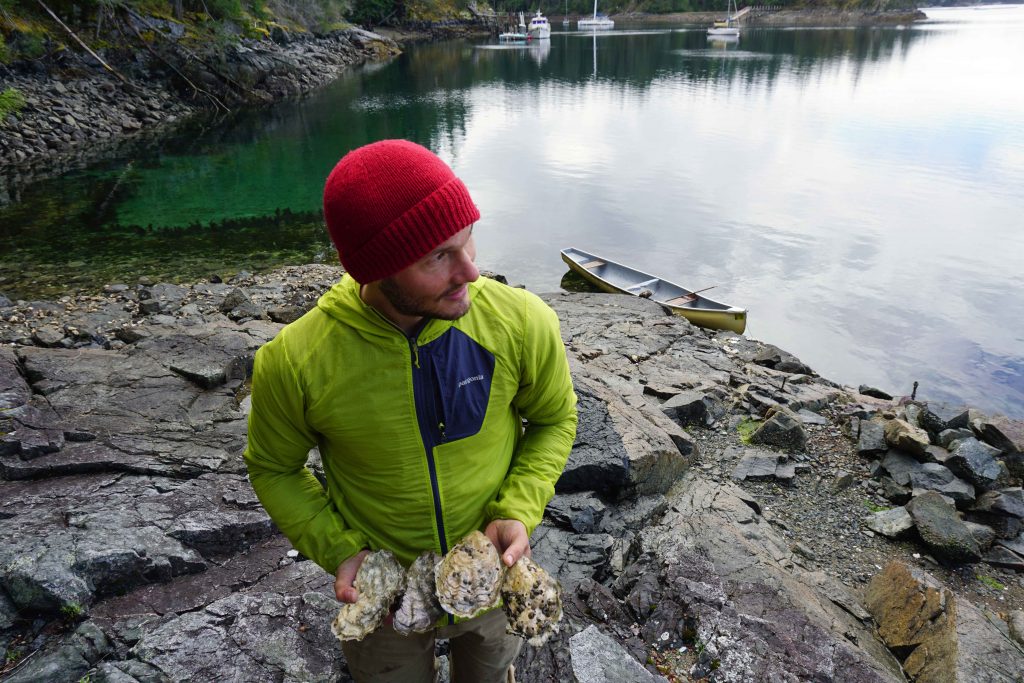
[0, 267, 1021, 681]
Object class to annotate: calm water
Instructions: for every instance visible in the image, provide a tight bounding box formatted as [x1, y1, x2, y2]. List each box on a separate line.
[2, 6, 1023, 417]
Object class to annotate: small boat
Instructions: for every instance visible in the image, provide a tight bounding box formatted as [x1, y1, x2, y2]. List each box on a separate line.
[560, 247, 747, 334]
[528, 10, 551, 39]
[708, 0, 741, 37]
[578, 0, 614, 30]
[499, 12, 529, 42]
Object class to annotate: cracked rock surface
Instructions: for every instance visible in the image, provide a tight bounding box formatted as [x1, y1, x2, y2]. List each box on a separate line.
[1, 270, 1021, 682]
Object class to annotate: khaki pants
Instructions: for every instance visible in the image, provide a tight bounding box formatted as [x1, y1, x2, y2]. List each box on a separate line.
[341, 608, 521, 683]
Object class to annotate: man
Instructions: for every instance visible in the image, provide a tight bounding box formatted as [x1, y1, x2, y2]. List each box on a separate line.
[244, 139, 578, 682]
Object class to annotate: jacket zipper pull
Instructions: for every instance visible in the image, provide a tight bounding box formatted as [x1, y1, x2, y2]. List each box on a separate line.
[410, 340, 420, 369]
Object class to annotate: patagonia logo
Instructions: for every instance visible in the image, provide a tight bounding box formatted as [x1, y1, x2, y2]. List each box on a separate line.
[457, 374, 485, 388]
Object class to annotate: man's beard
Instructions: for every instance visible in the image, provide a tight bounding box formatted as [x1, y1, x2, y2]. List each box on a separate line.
[378, 277, 471, 321]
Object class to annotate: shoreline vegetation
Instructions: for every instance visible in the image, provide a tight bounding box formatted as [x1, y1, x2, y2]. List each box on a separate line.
[0, 1, 930, 193]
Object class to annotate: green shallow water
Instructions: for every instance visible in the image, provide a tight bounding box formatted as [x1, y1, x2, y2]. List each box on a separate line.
[1, 7, 1023, 417]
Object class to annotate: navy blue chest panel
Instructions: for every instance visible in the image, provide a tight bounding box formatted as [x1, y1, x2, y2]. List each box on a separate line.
[415, 327, 496, 444]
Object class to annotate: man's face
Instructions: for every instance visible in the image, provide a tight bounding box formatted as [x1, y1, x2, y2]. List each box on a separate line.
[376, 225, 479, 324]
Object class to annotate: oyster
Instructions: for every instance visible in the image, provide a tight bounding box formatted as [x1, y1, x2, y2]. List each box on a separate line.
[331, 549, 405, 642]
[435, 531, 504, 619]
[501, 555, 562, 646]
[393, 551, 444, 635]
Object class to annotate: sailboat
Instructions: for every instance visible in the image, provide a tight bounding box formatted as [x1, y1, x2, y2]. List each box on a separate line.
[562, 0, 570, 27]
[578, 0, 614, 30]
[707, 0, 740, 37]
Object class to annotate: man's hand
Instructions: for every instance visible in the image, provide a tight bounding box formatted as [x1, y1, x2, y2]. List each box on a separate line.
[484, 519, 529, 567]
[334, 549, 369, 603]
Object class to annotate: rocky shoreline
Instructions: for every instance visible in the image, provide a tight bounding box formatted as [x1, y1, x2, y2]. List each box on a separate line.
[1, 7, 929, 205]
[1, 265, 1022, 681]
[0, 27, 400, 204]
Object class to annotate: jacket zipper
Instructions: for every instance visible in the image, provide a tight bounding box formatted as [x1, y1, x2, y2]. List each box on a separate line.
[408, 335, 450, 557]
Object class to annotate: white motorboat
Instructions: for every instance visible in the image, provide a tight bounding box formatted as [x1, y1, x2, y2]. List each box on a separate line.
[528, 10, 551, 39]
[578, 0, 614, 29]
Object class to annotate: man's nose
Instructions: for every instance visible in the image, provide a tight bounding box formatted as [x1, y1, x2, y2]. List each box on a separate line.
[455, 248, 479, 283]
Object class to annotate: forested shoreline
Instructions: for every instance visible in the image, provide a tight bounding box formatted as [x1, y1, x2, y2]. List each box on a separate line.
[0, 0, 926, 188]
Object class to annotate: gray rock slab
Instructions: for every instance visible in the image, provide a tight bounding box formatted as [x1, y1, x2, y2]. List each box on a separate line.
[908, 463, 975, 504]
[880, 449, 923, 486]
[628, 473, 903, 682]
[569, 625, 667, 682]
[531, 524, 613, 589]
[126, 562, 344, 682]
[545, 492, 608, 533]
[858, 419, 888, 456]
[984, 546, 1024, 571]
[797, 408, 830, 425]
[560, 377, 692, 500]
[2, 622, 109, 683]
[731, 447, 781, 482]
[970, 488, 1024, 519]
[938, 428, 974, 449]
[0, 473, 274, 614]
[865, 507, 915, 539]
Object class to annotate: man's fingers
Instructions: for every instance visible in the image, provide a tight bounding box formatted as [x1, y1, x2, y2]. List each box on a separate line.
[334, 549, 369, 603]
[502, 534, 529, 567]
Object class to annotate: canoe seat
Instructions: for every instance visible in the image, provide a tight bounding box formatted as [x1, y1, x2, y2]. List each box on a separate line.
[666, 294, 697, 306]
[581, 259, 605, 269]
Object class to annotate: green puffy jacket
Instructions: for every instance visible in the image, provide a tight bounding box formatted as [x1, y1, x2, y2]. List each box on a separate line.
[244, 274, 578, 573]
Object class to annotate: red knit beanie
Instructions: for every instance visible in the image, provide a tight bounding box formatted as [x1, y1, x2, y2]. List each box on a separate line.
[323, 140, 481, 284]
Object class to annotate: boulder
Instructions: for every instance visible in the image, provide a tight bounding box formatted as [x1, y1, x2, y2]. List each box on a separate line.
[879, 449, 923, 486]
[858, 385, 893, 400]
[976, 415, 1024, 454]
[946, 437, 1003, 490]
[906, 491, 981, 563]
[865, 560, 1024, 680]
[749, 408, 807, 452]
[884, 419, 930, 459]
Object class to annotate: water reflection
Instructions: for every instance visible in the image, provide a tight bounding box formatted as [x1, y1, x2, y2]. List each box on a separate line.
[0, 8, 1022, 417]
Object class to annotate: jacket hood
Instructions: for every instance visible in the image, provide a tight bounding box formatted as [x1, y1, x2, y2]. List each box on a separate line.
[316, 274, 480, 342]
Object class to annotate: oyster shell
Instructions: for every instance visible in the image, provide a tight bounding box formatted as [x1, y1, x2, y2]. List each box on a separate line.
[331, 549, 405, 642]
[393, 551, 444, 635]
[501, 555, 562, 646]
[435, 531, 504, 619]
